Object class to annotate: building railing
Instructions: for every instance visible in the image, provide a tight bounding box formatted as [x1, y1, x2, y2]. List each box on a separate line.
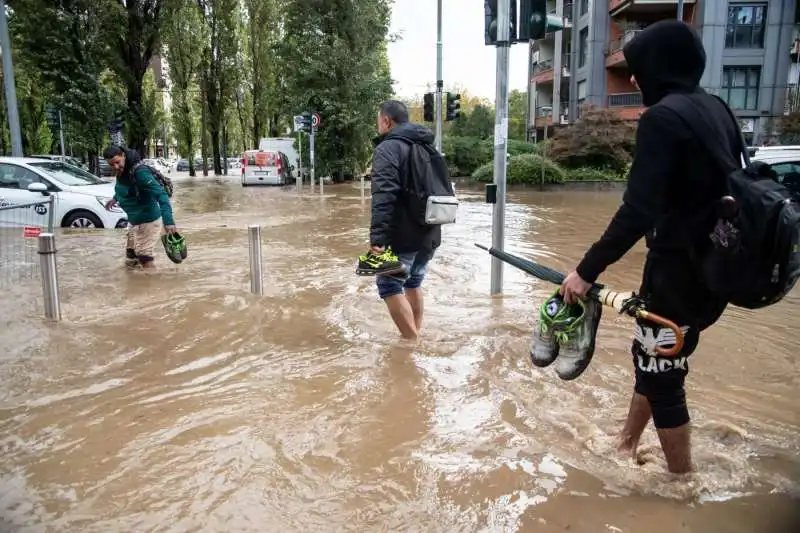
[535, 102, 570, 120]
[607, 29, 643, 54]
[533, 59, 554, 75]
[608, 92, 643, 107]
[533, 55, 571, 76]
[786, 85, 800, 115]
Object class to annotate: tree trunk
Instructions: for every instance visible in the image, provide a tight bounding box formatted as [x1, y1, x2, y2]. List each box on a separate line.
[200, 82, 209, 177]
[235, 92, 247, 152]
[126, 73, 148, 156]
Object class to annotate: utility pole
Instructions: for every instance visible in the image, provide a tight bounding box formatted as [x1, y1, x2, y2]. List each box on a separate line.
[677, 0, 684, 20]
[58, 110, 66, 157]
[435, 0, 444, 153]
[0, 0, 23, 157]
[490, 0, 511, 295]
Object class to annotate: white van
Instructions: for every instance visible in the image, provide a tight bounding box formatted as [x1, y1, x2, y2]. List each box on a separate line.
[258, 138, 299, 178]
[240, 150, 292, 186]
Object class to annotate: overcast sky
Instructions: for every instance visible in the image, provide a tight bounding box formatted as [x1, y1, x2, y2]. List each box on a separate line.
[387, 0, 531, 102]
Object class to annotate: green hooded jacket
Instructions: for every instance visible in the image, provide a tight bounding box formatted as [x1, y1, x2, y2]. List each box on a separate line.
[113, 163, 175, 226]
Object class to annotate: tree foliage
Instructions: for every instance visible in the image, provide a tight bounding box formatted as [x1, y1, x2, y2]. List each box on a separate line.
[548, 105, 636, 172]
[779, 111, 800, 145]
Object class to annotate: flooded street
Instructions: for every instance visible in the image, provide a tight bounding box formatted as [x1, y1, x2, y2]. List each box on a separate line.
[1, 176, 798, 533]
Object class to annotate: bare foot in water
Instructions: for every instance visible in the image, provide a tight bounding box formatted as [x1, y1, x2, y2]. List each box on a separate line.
[617, 433, 640, 463]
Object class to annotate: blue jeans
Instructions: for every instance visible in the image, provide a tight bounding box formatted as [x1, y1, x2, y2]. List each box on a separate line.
[376, 248, 435, 299]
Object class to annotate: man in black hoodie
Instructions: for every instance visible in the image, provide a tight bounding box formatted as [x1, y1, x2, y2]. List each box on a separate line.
[356, 100, 441, 341]
[560, 20, 738, 473]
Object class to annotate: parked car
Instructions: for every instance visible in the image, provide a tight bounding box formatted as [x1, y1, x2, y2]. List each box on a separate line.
[241, 150, 292, 186]
[142, 158, 171, 175]
[176, 159, 190, 171]
[0, 157, 128, 229]
[30, 154, 87, 170]
[751, 145, 800, 198]
[97, 158, 115, 178]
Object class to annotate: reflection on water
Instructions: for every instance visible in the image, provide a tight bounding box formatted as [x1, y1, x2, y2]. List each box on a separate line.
[0, 177, 798, 533]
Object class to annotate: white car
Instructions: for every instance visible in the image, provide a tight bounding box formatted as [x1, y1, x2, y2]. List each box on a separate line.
[751, 145, 800, 196]
[142, 158, 171, 175]
[0, 157, 128, 229]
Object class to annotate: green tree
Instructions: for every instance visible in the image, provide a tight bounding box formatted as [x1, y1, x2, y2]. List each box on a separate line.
[9, 0, 122, 169]
[163, 0, 206, 175]
[508, 89, 527, 141]
[280, 0, 393, 179]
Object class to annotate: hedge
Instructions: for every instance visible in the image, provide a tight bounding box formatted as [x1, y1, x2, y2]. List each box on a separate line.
[470, 153, 566, 184]
[443, 136, 537, 177]
[566, 167, 627, 181]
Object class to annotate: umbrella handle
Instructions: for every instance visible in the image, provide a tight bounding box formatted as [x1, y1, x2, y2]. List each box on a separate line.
[596, 289, 685, 357]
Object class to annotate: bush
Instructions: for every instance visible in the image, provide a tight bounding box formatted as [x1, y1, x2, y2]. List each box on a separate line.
[565, 167, 626, 181]
[470, 153, 566, 184]
[443, 136, 538, 176]
[548, 105, 636, 173]
[442, 136, 487, 176]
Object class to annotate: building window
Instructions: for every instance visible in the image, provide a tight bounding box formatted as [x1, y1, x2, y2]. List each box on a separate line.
[580, 0, 589, 16]
[725, 4, 767, 48]
[720, 66, 760, 110]
[578, 28, 588, 68]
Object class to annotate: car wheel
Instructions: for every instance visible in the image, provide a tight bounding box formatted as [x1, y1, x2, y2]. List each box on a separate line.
[63, 210, 103, 229]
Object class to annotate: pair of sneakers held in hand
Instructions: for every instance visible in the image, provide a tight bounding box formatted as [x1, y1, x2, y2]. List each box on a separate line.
[354, 246, 602, 380]
[531, 290, 602, 381]
[355, 246, 408, 279]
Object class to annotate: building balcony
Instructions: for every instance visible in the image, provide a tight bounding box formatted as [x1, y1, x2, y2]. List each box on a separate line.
[532, 55, 571, 84]
[608, 92, 645, 119]
[534, 103, 570, 127]
[609, 0, 695, 17]
[605, 30, 642, 67]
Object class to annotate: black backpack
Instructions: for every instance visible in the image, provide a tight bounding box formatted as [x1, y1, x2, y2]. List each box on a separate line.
[396, 137, 457, 226]
[665, 93, 800, 309]
[133, 161, 174, 197]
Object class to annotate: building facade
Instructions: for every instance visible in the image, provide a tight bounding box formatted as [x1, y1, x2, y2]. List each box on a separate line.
[527, 0, 798, 145]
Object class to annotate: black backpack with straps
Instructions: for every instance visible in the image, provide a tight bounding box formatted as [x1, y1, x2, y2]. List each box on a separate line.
[395, 136, 458, 227]
[662, 93, 800, 309]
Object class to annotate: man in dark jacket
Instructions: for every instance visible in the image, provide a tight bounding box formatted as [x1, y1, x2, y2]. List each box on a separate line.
[103, 145, 177, 269]
[559, 20, 738, 474]
[355, 100, 441, 340]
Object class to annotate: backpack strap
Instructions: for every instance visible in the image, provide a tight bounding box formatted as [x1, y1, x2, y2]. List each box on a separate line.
[665, 93, 750, 175]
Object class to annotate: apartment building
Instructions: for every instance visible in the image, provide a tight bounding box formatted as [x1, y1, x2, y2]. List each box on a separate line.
[527, 0, 797, 145]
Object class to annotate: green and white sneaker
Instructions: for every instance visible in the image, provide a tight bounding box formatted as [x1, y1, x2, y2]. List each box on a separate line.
[553, 297, 603, 381]
[530, 291, 573, 368]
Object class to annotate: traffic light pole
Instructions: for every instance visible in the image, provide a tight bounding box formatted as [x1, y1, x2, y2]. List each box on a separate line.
[490, 0, 510, 295]
[0, 0, 23, 157]
[434, 0, 443, 153]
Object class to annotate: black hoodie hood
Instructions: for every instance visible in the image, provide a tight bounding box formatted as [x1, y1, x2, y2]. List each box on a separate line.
[383, 122, 435, 145]
[120, 147, 142, 184]
[623, 20, 706, 107]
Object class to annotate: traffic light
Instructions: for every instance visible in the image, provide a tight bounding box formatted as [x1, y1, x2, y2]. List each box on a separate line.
[423, 92, 434, 122]
[300, 112, 312, 133]
[484, 0, 518, 45]
[445, 92, 461, 121]
[519, 0, 565, 41]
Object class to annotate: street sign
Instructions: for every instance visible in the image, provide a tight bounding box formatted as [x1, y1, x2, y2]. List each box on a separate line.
[293, 115, 304, 133]
[312, 112, 321, 129]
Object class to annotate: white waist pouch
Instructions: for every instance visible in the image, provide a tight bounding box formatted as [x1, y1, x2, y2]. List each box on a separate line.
[425, 195, 459, 225]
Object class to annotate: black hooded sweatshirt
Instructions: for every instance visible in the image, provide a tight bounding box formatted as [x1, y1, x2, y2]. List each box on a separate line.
[574, 20, 740, 329]
[370, 122, 441, 254]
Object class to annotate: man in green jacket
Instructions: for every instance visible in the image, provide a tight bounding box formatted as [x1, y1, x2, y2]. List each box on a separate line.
[103, 145, 177, 269]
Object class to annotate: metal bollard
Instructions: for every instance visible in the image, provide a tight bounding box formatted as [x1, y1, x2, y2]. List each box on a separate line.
[360, 175, 365, 201]
[37, 233, 61, 320]
[247, 224, 264, 295]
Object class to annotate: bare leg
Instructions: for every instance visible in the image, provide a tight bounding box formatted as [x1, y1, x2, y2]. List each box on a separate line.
[656, 424, 692, 474]
[618, 391, 652, 460]
[383, 294, 418, 340]
[404, 288, 424, 331]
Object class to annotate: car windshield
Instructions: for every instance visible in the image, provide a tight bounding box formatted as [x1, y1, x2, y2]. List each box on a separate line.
[29, 161, 106, 186]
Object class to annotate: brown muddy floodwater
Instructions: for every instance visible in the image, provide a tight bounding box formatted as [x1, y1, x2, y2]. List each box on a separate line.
[0, 175, 798, 533]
